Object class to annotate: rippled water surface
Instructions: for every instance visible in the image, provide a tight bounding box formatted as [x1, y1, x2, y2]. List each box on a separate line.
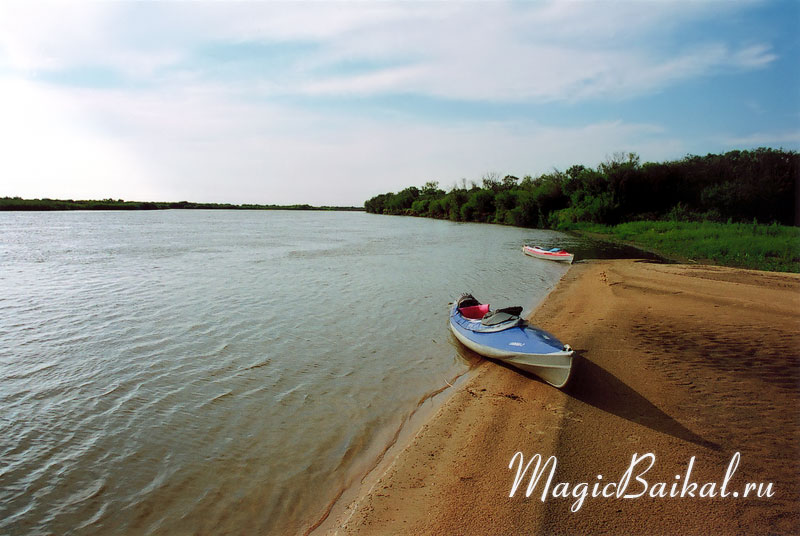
[0, 210, 583, 535]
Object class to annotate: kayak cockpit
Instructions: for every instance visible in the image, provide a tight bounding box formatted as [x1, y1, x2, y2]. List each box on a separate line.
[455, 294, 524, 331]
[459, 304, 490, 319]
[481, 306, 523, 326]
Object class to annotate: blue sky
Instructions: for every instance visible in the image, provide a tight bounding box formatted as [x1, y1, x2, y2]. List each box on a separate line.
[0, 0, 797, 206]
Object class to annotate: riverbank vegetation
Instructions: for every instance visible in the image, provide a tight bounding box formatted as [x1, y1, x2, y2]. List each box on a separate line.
[364, 148, 799, 272]
[568, 221, 800, 273]
[0, 198, 363, 211]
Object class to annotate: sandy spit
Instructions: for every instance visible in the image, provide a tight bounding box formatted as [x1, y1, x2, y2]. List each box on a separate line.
[316, 259, 800, 535]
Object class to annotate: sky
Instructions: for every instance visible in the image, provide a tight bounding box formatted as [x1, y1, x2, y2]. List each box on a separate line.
[0, 1, 798, 206]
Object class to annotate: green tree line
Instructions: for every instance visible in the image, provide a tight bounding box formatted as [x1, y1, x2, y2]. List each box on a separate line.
[364, 148, 799, 228]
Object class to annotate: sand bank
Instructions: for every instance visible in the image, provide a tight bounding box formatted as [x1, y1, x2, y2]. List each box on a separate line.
[322, 259, 800, 535]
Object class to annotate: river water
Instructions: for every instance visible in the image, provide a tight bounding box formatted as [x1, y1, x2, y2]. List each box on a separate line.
[0, 210, 630, 535]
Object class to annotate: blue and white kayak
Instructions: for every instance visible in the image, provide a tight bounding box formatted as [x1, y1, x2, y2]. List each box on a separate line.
[449, 294, 574, 388]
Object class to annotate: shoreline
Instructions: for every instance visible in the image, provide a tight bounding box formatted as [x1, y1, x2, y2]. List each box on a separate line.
[321, 259, 800, 535]
[305, 365, 478, 535]
[0, 197, 364, 211]
[307, 267, 571, 535]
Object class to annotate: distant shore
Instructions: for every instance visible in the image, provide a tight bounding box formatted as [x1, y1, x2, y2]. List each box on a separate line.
[0, 197, 364, 212]
[319, 259, 800, 535]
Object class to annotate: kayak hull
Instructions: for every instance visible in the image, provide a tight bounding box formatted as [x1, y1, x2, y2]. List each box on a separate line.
[449, 297, 574, 388]
[522, 245, 574, 264]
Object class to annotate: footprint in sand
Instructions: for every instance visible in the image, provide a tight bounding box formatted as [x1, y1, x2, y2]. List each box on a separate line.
[545, 403, 569, 416]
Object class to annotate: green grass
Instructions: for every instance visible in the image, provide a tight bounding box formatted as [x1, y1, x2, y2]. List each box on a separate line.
[564, 220, 800, 273]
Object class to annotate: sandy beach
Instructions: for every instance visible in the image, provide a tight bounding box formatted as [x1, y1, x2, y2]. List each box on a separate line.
[321, 259, 800, 535]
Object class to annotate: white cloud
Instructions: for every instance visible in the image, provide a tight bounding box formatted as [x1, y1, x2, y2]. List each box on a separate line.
[269, 2, 775, 102]
[1, 78, 683, 204]
[733, 44, 778, 68]
[0, 79, 159, 200]
[0, 2, 183, 78]
[0, 1, 777, 101]
[720, 130, 800, 148]
[0, 1, 786, 204]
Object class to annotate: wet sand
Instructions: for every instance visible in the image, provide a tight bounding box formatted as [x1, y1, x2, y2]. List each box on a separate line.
[322, 259, 800, 535]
